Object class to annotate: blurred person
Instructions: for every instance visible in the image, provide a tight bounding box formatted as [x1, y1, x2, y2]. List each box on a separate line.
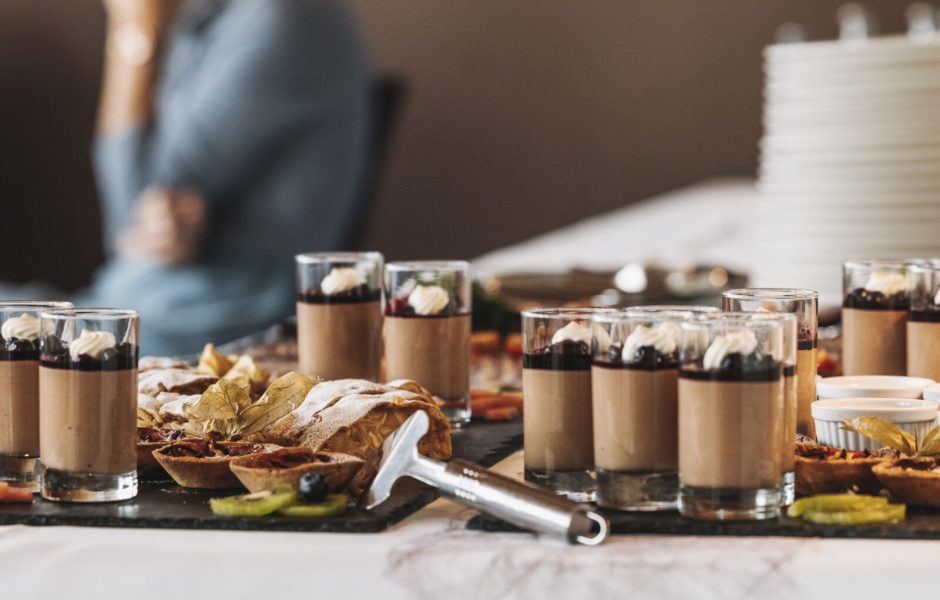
[9, 0, 371, 356]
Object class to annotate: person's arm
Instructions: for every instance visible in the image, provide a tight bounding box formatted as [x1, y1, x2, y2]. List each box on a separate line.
[96, 0, 179, 134]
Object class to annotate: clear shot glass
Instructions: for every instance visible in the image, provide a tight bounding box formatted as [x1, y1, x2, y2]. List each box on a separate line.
[39, 308, 139, 502]
[384, 261, 472, 425]
[678, 315, 784, 520]
[842, 260, 911, 376]
[908, 263, 940, 381]
[296, 252, 384, 381]
[0, 301, 71, 491]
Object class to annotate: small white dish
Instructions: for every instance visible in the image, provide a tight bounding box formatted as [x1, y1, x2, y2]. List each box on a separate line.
[923, 383, 940, 404]
[812, 398, 937, 451]
[817, 375, 935, 400]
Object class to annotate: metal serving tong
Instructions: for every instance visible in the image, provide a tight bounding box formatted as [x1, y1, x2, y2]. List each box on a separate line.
[363, 411, 609, 546]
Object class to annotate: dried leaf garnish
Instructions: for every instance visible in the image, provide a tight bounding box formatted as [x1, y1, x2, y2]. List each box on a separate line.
[237, 372, 317, 436]
[185, 372, 317, 439]
[222, 355, 269, 392]
[137, 407, 159, 429]
[842, 417, 918, 456]
[196, 343, 234, 377]
[918, 426, 940, 458]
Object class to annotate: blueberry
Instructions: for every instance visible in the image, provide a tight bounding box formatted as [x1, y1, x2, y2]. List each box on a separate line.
[99, 347, 119, 364]
[297, 472, 328, 504]
[719, 353, 743, 373]
[606, 344, 622, 363]
[634, 345, 658, 366]
[7, 338, 36, 354]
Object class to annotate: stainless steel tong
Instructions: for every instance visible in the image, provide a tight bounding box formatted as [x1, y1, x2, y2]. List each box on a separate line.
[363, 411, 609, 545]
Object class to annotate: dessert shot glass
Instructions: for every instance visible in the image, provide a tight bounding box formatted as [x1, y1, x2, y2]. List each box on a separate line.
[712, 310, 798, 506]
[722, 288, 818, 436]
[842, 260, 912, 376]
[908, 263, 940, 380]
[678, 315, 784, 520]
[39, 308, 139, 502]
[522, 308, 610, 500]
[384, 261, 472, 425]
[0, 301, 71, 491]
[296, 252, 384, 381]
[591, 309, 688, 511]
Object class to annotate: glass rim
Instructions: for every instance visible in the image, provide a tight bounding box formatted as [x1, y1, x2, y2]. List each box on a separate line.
[521, 307, 612, 319]
[0, 300, 72, 311]
[624, 304, 719, 313]
[39, 307, 139, 321]
[909, 263, 940, 274]
[722, 288, 818, 301]
[843, 259, 915, 270]
[295, 251, 383, 264]
[595, 309, 696, 324]
[385, 260, 470, 272]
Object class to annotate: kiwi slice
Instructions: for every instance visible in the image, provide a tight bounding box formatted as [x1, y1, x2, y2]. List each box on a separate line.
[210, 485, 296, 517]
[278, 494, 349, 518]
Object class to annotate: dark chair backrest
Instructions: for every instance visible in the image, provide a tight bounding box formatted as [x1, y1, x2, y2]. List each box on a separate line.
[345, 75, 406, 250]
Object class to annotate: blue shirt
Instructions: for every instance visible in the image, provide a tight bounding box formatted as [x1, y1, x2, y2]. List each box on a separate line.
[89, 0, 370, 355]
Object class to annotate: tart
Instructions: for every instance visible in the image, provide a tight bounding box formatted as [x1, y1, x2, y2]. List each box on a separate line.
[795, 442, 897, 495]
[873, 457, 940, 508]
[229, 447, 364, 494]
[153, 440, 279, 489]
[137, 427, 192, 473]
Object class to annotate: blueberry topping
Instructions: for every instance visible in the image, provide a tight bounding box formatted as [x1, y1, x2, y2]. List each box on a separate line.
[844, 287, 909, 310]
[298, 472, 329, 504]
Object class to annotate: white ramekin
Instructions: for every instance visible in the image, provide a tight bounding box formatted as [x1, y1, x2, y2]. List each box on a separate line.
[812, 397, 937, 451]
[816, 375, 934, 400]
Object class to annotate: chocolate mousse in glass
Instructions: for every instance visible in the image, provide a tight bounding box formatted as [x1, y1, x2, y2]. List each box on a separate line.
[522, 308, 609, 499]
[842, 260, 911, 376]
[591, 306, 716, 511]
[384, 261, 472, 425]
[296, 252, 384, 381]
[908, 263, 940, 380]
[0, 301, 71, 491]
[678, 316, 784, 520]
[39, 309, 139, 502]
[711, 310, 798, 505]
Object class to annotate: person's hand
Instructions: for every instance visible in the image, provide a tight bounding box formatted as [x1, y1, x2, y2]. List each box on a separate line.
[117, 187, 207, 265]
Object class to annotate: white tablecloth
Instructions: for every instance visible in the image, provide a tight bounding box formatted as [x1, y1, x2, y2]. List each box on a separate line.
[0, 451, 932, 600]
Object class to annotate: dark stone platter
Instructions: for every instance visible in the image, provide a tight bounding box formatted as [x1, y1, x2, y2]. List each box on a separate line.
[0, 420, 522, 533]
[468, 502, 940, 540]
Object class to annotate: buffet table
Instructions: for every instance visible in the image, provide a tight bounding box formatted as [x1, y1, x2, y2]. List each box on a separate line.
[0, 179, 930, 599]
[0, 450, 933, 599]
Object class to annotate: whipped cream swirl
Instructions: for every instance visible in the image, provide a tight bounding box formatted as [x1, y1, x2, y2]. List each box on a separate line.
[69, 329, 117, 360]
[864, 272, 909, 296]
[551, 321, 592, 345]
[321, 267, 366, 295]
[703, 330, 758, 370]
[1, 314, 39, 342]
[622, 323, 678, 361]
[407, 285, 450, 316]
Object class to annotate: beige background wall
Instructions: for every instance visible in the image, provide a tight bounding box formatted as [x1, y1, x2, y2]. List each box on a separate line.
[0, 0, 911, 289]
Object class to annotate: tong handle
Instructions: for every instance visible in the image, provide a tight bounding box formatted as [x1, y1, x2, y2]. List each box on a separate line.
[437, 459, 608, 545]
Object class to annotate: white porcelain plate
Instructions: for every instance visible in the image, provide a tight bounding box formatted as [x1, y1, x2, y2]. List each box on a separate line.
[817, 375, 935, 400]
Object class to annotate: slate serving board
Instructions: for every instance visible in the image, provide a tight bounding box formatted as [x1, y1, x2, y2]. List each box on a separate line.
[0, 420, 522, 533]
[467, 502, 940, 540]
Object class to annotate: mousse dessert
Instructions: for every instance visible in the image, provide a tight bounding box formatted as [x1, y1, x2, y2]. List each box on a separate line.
[592, 311, 685, 510]
[39, 309, 139, 502]
[907, 264, 940, 380]
[295, 252, 383, 381]
[842, 261, 910, 376]
[384, 261, 471, 425]
[0, 301, 70, 490]
[522, 309, 601, 498]
[678, 319, 784, 520]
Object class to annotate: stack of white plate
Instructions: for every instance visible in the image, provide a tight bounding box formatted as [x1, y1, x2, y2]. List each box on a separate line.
[753, 35, 940, 305]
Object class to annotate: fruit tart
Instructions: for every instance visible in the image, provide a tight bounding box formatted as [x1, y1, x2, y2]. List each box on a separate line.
[153, 440, 280, 489]
[137, 427, 192, 473]
[873, 457, 940, 508]
[229, 447, 364, 494]
[795, 441, 897, 495]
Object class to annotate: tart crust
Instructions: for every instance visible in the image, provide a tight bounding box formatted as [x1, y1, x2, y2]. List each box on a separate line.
[794, 442, 894, 495]
[873, 457, 940, 508]
[229, 447, 364, 494]
[153, 440, 280, 489]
